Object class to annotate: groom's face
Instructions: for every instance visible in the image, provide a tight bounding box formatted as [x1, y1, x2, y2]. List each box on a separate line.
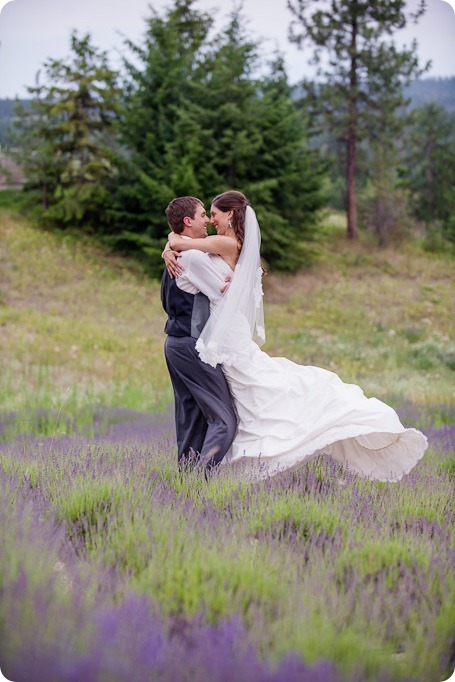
[188, 204, 210, 238]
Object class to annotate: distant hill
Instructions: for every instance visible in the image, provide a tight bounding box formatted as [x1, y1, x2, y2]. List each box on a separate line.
[294, 76, 455, 112]
[1, 77, 454, 146]
[404, 77, 455, 113]
[291, 76, 455, 114]
[0, 99, 18, 146]
[0, 99, 18, 118]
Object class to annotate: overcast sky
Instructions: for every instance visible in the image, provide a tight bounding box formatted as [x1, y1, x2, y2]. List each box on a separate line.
[0, 0, 454, 99]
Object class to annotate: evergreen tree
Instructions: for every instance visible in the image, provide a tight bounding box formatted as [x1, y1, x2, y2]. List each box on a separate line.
[288, 0, 427, 240]
[358, 141, 413, 246]
[109, 0, 326, 273]
[12, 32, 121, 226]
[168, 9, 326, 270]
[196, 9, 263, 193]
[10, 82, 64, 211]
[108, 0, 213, 259]
[199, 19, 326, 269]
[245, 54, 326, 269]
[402, 102, 455, 245]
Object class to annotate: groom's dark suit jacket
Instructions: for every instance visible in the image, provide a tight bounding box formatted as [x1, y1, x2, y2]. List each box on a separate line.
[161, 271, 210, 338]
[160, 268, 237, 468]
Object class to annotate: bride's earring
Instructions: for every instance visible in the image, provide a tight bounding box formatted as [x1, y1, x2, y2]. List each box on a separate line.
[228, 218, 232, 228]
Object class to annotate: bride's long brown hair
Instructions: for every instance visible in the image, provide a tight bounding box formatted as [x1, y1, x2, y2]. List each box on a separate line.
[211, 191, 250, 250]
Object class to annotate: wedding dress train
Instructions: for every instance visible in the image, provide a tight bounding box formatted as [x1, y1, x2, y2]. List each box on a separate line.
[200, 257, 427, 482]
[221, 343, 426, 481]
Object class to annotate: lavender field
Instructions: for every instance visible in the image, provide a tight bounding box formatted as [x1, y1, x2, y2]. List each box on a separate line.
[1, 208, 454, 681]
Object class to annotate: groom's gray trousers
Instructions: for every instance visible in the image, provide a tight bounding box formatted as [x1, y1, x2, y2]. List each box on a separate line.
[164, 335, 237, 469]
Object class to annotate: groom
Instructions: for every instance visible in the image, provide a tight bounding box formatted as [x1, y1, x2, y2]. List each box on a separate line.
[161, 196, 237, 472]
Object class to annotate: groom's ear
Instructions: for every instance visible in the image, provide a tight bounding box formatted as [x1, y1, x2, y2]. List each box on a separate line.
[183, 216, 192, 228]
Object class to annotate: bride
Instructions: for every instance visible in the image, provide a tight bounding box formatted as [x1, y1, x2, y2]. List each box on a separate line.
[166, 190, 428, 481]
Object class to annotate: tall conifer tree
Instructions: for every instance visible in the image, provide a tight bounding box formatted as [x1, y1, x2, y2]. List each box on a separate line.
[109, 0, 212, 253]
[402, 102, 455, 244]
[249, 55, 326, 269]
[110, 0, 326, 272]
[288, 0, 427, 239]
[13, 32, 120, 226]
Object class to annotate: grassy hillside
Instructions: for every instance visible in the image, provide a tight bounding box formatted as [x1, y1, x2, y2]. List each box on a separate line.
[1, 207, 454, 682]
[0, 209, 170, 426]
[1, 208, 453, 432]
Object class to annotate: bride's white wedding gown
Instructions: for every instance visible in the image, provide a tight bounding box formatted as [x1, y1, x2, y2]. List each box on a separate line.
[206, 258, 427, 482]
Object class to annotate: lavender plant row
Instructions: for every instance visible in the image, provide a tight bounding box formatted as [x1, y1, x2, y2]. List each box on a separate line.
[0, 405, 454, 682]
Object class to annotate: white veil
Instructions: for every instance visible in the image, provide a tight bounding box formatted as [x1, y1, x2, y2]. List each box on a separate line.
[196, 205, 265, 368]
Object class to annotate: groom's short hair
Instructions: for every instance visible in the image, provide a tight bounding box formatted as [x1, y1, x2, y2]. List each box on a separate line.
[165, 196, 204, 234]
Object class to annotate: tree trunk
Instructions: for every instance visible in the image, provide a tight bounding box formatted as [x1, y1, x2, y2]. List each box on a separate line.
[41, 183, 47, 211]
[426, 139, 434, 223]
[346, 129, 358, 239]
[346, 7, 359, 240]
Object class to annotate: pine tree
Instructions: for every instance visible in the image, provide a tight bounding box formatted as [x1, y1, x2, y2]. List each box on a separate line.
[109, 0, 326, 273]
[250, 55, 327, 269]
[189, 15, 327, 270]
[12, 32, 121, 226]
[11, 82, 65, 211]
[108, 0, 213, 255]
[402, 102, 455, 245]
[196, 9, 263, 194]
[288, 0, 427, 240]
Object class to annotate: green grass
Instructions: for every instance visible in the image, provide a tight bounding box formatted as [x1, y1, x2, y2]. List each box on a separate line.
[265, 221, 454, 407]
[0, 209, 172, 429]
[1, 207, 454, 682]
[1, 208, 453, 433]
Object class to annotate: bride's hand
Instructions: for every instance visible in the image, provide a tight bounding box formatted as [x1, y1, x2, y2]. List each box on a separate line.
[162, 243, 184, 279]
